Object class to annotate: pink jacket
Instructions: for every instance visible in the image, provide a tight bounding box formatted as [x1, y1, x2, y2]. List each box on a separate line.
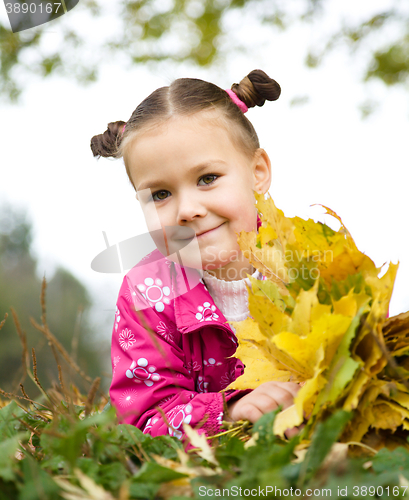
[110, 217, 262, 441]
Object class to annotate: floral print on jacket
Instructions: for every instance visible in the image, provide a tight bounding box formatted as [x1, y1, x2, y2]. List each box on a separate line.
[109, 217, 263, 441]
[110, 216, 264, 439]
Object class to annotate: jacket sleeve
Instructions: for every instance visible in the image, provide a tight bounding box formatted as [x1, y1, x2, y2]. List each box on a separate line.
[109, 276, 251, 441]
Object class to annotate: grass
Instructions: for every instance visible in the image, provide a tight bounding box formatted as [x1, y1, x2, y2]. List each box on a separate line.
[1, 279, 409, 500]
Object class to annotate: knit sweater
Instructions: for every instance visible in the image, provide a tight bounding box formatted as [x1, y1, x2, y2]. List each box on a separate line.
[202, 267, 262, 323]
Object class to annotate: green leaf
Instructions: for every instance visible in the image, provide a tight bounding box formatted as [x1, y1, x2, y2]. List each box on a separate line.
[40, 408, 117, 467]
[99, 462, 129, 492]
[0, 433, 27, 481]
[231, 415, 298, 491]
[40, 419, 87, 467]
[40, 454, 67, 474]
[251, 278, 295, 313]
[251, 409, 279, 445]
[132, 461, 188, 484]
[128, 481, 160, 500]
[216, 436, 245, 469]
[300, 410, 352, 484]
[117, 424, 146, 446]
[0, 401, 24, 440]
[330, 272, 367, 300]
[18, 457, 61, 500]
[258, 466, 293, 490]
[118, 424, 182, 460]
[75, 406, 116, 431]
[372, 447, 409, 474]
[313, 308, 367, 413]
[75, 457, 99, 479]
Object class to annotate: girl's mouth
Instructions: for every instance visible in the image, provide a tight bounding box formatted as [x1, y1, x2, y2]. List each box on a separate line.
[197, 222, 225, 238]
[175, 222, 225, 241]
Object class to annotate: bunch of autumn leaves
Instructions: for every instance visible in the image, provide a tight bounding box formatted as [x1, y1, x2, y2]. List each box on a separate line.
[228, 192, 409, 450]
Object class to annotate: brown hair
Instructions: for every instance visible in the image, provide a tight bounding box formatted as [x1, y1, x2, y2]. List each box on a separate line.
[90, 69, 280, 189]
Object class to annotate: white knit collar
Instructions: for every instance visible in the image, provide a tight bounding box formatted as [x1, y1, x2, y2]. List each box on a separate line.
[202, 267, 262, 322]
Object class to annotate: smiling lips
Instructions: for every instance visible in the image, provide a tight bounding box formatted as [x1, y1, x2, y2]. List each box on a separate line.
[179, 223, 224, 240]
[196, 222, 225, 238]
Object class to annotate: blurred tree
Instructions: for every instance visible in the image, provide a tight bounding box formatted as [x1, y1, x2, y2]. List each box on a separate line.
[0, 0, 408, 102]
[0, 203, 106, 394]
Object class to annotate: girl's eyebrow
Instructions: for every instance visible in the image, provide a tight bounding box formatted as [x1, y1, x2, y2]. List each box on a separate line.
[136, 160, 227, 192]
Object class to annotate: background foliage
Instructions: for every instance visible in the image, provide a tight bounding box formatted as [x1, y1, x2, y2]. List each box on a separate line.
[1, 0, 409, 102]
[0, 203, 107, 394]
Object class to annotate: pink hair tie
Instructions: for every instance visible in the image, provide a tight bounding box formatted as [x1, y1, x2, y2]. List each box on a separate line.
[121, 124, 126, 136]
[225, 89, 248, 113]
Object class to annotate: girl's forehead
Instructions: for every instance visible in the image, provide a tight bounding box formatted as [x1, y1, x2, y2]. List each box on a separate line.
[125, 111, 254, 190]
[143, 111, 229, 138]
[129, 114, 240, 162]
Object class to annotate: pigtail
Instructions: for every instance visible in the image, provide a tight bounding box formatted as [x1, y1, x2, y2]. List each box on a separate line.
[231, 69, 281, 109]
[90, 121, 127, 158]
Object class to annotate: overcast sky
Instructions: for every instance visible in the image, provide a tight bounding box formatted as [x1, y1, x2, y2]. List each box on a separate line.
[1, 0, 408, 340]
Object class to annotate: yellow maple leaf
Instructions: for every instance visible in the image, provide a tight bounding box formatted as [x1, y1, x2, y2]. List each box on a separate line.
[255, 193, 296, 250]
[273, 404, 301, 437]
[257, 224, 278, 246]
[370, 402, 405, 432]
[333, 290, 371, 318]
[227, 318, 291, 390]
[238, 229, 289, 293]
[247, 287, 291, 336]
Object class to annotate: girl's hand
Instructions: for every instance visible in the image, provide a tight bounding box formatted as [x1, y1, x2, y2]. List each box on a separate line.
[226, 381, 300, 434]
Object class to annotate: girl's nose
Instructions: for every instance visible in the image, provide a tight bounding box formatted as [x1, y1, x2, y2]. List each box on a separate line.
[176, 192, 207, 223]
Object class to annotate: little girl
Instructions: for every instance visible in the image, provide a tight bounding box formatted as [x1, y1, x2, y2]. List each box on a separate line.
[91, 70, 299, 441]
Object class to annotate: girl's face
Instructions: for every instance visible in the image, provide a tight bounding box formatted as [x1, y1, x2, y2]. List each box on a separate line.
[127, 112, 271, 281]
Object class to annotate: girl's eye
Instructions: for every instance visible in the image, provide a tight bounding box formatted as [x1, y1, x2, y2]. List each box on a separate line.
[199, 174, 218, 185]
[151, 175, 218, 202]
[152, 190, 169, 202]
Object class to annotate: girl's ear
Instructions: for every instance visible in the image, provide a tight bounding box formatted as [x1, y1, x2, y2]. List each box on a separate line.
[252, 148, 272, 194]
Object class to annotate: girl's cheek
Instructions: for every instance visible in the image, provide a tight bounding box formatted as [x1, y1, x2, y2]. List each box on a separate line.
[235, 211, 257, 233]
[144, 203, 170, 227]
